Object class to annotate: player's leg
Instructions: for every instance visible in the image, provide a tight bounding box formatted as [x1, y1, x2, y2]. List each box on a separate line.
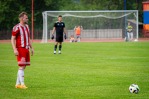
[76, 35, 80, 42]
[127, 33, 130, 41]
[54, 42, 58, 54]
[15, 70, 20, 87]
[57, 36, 63, 54]
[16, 66, 28, 89]
[131, 32, 133, 41]
[76, 35, 78, 42]
[15, 48, 23, 88]
[19, 49, 30, 89]
[15, 48, 28, 89]
[78, 35, 81, 42]
[18, 66, 26, 84]
[54, 35, 61, 54]
[58, 42, 62, 54]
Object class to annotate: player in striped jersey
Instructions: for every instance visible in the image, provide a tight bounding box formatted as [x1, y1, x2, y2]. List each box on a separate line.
[11, 12, 34, 89]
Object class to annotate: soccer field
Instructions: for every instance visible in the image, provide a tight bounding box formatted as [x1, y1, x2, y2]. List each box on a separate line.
[0, 42, 149, 99]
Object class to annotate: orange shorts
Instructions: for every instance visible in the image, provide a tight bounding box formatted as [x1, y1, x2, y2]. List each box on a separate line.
[17, 48, 30, 66]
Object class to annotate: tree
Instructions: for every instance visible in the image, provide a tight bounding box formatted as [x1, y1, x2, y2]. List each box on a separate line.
[0, 0, 31, 30]
[0, 0, 145, 31]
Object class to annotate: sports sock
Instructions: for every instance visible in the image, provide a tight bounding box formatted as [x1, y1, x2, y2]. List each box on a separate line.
[59, 45, 62, 51]
[54, 45, 57, 51]
[18, 69, 25, 85]
[16, 71, 20, 85]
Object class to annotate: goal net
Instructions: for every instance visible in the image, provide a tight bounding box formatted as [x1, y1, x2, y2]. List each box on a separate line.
[42, 10, 138, 43]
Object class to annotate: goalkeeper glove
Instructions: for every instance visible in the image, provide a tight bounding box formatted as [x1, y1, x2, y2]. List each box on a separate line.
[64, 34, 67, 39]
[51, 34, 54, 40]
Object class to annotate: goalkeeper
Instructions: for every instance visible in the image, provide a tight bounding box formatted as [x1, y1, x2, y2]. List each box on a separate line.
[51, 15, 67, 54]
[126, 22, 133, 41]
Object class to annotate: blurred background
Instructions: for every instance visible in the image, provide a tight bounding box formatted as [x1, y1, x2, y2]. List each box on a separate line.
[0, 0, 148, 40]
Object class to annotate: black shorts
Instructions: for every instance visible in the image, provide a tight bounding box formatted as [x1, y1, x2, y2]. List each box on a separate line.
[56, 35, 63, 42]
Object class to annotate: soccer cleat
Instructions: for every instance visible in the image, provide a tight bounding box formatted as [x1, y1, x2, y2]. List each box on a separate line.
[15, 84, 28, 89]
[54, 51, 56, 54]
[15, 84, 22, 88]
[20, 85, 28, 89]
[58, 51, 61, 54]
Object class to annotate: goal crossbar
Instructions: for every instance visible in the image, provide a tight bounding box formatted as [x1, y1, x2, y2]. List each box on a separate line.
[42, 10, 138, 43]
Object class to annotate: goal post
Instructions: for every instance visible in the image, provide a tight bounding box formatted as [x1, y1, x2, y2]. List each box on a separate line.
[42, 10, 138, 43]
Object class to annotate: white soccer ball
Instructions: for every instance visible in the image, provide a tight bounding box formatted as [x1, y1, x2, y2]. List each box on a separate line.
[129, 84, 140, 94]
[134, 39, 138, 42]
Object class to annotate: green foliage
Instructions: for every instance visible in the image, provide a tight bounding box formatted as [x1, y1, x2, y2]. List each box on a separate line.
[0, 0, 144, 30]
[0, 42, 149, 98]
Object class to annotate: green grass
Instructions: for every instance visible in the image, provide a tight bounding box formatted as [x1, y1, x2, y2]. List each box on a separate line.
[0, 42, 149, 99]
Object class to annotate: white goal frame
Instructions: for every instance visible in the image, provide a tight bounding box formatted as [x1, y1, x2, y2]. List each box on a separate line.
[42, 10, 138, 43]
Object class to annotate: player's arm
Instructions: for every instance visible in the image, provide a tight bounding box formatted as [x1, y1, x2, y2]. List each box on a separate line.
[64, 27, 67, 39]
[52, 27, 56, 35]
[74, 26, 76, 30]
[51, 27, 55, 39]
[81, 26, 83, 30]
[11, 36, 18, 56]
[29, 39, 34, 56]
[64, 27, 67, 34]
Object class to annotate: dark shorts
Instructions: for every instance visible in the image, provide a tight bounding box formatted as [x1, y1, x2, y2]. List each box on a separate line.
[56, 35, 63, 42]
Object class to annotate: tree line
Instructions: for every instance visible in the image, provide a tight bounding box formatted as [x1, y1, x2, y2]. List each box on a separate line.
[0, 0, 145, 31]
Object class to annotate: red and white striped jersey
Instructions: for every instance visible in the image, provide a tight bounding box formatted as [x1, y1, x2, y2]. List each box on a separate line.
[12, 23, 30, 49]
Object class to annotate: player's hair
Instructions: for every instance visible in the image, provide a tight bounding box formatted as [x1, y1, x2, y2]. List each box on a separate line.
[58, 15, 62, 17]
[19, 12, 28, 18]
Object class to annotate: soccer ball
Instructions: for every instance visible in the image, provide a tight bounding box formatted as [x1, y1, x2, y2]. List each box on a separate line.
[134, 39, 138, 42]
[129, 84, 140, 94]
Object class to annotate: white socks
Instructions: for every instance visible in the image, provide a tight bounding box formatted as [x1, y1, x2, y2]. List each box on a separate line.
[16, 73, 20, 85]
[16, 69, 24, 85]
